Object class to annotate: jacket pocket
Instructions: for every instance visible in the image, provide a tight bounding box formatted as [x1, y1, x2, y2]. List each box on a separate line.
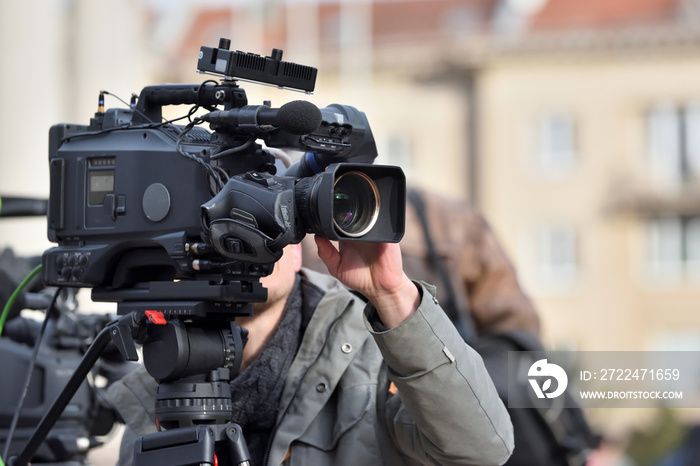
[287, 384, 380, 465]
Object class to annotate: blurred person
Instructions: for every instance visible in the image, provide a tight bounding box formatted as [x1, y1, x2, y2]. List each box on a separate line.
[107, 239, 514, 466]
[655, 425, 700, 466]
[586, 432, 636, 466]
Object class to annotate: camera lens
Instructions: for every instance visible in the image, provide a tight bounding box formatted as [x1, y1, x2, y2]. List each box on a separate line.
[332, 171, 380, 237]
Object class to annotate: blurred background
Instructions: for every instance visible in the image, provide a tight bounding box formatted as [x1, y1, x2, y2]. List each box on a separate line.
[3, 0, 700, 464]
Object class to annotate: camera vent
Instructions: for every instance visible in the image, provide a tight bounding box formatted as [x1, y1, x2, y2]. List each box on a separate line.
[162, 126, 211, 143]
[186, 127, 213, 143]
[235, 52, 266, 71]
[281, 62, 315, 81]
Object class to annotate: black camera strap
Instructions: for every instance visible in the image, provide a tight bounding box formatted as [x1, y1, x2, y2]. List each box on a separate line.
[406, 189, 477, 343]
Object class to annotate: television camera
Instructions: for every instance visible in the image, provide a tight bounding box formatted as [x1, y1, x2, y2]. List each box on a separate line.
[10, 38, 405, 466]
[0, 247, 133, 465]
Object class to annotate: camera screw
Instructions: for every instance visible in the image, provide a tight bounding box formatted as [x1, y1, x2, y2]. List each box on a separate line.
[215, 90, 226, 101]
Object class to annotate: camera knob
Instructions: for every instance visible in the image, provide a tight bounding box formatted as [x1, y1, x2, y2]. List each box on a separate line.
[218, 38, 231, 50]
[60, 266, 72, 280]
[244, 171, 275, 187]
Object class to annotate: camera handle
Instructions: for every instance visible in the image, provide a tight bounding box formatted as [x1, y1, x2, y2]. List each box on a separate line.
[8, 312, 144, 466]
[133, 83, 248, 124]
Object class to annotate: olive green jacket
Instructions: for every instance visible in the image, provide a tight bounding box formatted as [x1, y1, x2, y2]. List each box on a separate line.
[107, 269, 513, 465]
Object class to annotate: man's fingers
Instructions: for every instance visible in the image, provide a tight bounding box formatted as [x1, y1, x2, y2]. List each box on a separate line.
[314, 235, 341, 274]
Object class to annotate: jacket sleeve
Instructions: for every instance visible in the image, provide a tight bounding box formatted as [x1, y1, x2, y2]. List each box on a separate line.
[365, 281, 514, 466]
[105, 364, 159, 466]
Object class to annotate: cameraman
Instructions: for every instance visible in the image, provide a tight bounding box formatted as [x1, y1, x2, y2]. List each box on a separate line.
[107, 239, 514, 465]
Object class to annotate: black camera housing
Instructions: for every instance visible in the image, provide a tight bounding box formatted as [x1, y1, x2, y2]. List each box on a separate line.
[42, 41, 406, 309]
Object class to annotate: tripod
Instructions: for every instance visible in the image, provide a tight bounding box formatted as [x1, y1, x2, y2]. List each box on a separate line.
[10, 299, 255, 466]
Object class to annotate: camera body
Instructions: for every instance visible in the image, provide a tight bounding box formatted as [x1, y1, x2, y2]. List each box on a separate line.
[42, 41, 406, 309]
[44, 121, 234, 289]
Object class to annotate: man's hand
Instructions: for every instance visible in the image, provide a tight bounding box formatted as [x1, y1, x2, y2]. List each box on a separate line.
[314, 236, 420, 328]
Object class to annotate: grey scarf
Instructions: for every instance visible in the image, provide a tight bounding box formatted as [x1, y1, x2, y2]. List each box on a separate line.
[229, 275, 303, 464]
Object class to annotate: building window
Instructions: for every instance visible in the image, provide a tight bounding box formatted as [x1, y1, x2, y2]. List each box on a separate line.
[648, 215, 700, 279]
[536, 112, 577, 176]
[321, 12, 341, 50]
[536, 223, 578, 282]
[647, 102, 700, 185]
[518, 222, 580, 294]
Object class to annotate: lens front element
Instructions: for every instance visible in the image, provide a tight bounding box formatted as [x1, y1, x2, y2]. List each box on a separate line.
[332, 171, 380, 237]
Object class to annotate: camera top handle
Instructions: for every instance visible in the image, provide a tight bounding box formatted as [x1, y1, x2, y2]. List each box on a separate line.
[132, 83, 249, 124]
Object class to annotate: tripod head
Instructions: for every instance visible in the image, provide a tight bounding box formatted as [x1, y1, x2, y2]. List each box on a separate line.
[117, 305, 254, 466]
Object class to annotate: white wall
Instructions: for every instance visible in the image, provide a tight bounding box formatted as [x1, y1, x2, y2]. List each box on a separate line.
[0, 0, 152, 256]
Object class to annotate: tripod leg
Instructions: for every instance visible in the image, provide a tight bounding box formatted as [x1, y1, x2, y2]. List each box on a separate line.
[223, 423, 252, 466]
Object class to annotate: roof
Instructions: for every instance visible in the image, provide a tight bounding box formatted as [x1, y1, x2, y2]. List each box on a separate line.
[529, 0, 685, 31]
